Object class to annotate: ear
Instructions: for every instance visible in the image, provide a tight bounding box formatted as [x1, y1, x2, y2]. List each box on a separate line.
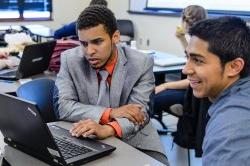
[226, 58, 245, 77]
[112, 30, 120, 44]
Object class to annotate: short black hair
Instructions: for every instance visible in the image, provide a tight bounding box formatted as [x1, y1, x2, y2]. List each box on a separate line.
[76, 5, 117, 37]
[89, 0, 108, 7]
[189, 16, 250, 77]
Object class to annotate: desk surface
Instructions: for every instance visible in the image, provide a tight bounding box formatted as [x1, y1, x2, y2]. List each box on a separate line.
[152, 51, 185, 73]
[24, 25, 54, 38]
[0, 25, 54, 43]
[0, 25, 54, 38]
[0, 71, 56, 94]
[0, 121, 164, 166]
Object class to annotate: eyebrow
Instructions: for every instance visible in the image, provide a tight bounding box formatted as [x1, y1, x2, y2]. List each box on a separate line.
[184, 50, 205, 59]
[79, 37, 103, 44]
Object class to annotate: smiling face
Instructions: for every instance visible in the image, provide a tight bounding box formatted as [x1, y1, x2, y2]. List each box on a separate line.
[78, 24, 120, 69]
[182, 36, 241, 101]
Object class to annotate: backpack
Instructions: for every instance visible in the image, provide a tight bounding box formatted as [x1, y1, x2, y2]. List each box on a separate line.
[48, 39, 79, 72]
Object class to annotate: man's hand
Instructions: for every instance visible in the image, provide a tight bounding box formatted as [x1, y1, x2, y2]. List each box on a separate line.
[110, 104, 145, 125]
[70, 119, 115, 139]
[175, 25, 185, 38]
[0, 52, 9, 59]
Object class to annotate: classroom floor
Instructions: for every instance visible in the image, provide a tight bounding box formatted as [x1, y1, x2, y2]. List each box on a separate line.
[152, 114, 202, 166]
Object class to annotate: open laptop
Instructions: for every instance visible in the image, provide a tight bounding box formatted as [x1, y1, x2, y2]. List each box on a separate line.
[0, 93, 116, 166]
[0, 41, 56, 80]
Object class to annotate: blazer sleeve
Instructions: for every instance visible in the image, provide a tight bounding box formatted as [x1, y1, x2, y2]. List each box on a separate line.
[115, 55, 155, 139]
[53, 52, 106, 123]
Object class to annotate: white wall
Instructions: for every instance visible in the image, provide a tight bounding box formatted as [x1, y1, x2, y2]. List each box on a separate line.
[0, 0, 184, 56]
[109, 0, 185, 56]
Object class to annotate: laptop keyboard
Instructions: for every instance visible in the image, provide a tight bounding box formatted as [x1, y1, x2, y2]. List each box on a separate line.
[54, 137, 93, 160]
[0, 70, 16, 77]
[0, 67, 17, 76]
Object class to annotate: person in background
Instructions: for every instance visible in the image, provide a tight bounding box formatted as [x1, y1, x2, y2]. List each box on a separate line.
[53, 0, 108, 39]
[0, 52, 8, 59]
[153, 5, 209, 157]
[184, 16, 250, 165]
[53, 5, 169, 165]
[154, 5, 207, 116]
[0, 51, 17, 70]
[0, 52, 8, 69]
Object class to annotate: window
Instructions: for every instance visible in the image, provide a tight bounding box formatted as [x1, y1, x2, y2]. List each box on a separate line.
[0, 0, 52, 21]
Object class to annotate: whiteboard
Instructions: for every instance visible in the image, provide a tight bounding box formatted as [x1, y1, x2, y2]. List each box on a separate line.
[146, 0, 250, 13]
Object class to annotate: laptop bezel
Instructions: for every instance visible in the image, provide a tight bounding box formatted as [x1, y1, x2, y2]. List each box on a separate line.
[0, 93, 116, 165]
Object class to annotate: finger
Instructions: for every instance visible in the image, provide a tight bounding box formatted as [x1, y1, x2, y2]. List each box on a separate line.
[75, 125, 90, 137]
[128, 109, 144, 124]
[129, 107, 145, 124]
[71, 126, 84, 136]
[70, 121, 88, 136]
[82, 129, 95, 137]
[123, 112, 138, 124]
[70, 122, 80, 133]
[155, 88, 159, 94]
[130, 104, 142, 109]
[139, 112, 146, 125]
[127, 109, 140, 123]
[70, 120, 84, 132]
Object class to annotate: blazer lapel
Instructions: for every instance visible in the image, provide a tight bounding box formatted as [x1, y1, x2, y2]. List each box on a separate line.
[110, 47, 127, 108]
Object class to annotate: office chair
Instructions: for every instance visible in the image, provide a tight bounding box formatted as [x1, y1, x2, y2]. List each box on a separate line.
[117, 19, 135, 44]
[16, 78, 56, 123]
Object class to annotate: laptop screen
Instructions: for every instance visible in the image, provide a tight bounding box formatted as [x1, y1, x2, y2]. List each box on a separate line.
[17, 40, 56, 78]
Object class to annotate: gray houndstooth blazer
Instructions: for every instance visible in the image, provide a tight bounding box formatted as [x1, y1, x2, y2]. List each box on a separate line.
[53, 44, 165, 155]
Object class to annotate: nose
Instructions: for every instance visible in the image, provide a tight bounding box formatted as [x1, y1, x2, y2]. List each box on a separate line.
[85, 43, 96, 56]
[182, 60, 193, 75]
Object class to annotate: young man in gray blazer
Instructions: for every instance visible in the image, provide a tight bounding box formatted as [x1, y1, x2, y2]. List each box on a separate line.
[53, 5, 169, 165]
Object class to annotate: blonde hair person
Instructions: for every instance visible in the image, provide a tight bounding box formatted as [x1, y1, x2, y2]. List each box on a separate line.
[176, 5, 207, 49]
[155, 5, 207, 94]
[154, 5, 208, 121]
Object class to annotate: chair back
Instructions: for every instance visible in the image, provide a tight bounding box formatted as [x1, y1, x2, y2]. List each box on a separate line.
[16, 78, 56, 122]
[117, 19, 134, 44]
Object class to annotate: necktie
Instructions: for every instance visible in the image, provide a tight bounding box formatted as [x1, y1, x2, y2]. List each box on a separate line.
[97, 70, 110, 107]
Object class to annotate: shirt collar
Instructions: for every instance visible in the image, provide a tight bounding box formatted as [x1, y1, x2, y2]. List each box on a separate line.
[208, 76, 250, 116]
[104, 47, 118, 76]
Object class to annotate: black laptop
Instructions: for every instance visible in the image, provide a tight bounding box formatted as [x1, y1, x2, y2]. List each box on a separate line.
[0, 93, 116, 166]
[0, 40, 56, 80]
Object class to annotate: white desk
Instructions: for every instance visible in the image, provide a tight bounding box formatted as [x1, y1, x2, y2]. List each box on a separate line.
[152, 51, 185, 73]
[0, 25, 54, 42]
[150, 51, 185, 85]
[0, 121, 165, 166]
[0, 71, 56, 94]
[24, 25, 54, 42]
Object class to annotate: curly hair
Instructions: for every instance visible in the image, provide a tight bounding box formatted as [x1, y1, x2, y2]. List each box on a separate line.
[89, 0, 107, 7]
[76, 5, 117, 37]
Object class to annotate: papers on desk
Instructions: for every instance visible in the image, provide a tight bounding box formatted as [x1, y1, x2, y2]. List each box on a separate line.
[154, 56, 186, 67]
[4, 33, 33, 45]
[138, 49, 155, 54]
